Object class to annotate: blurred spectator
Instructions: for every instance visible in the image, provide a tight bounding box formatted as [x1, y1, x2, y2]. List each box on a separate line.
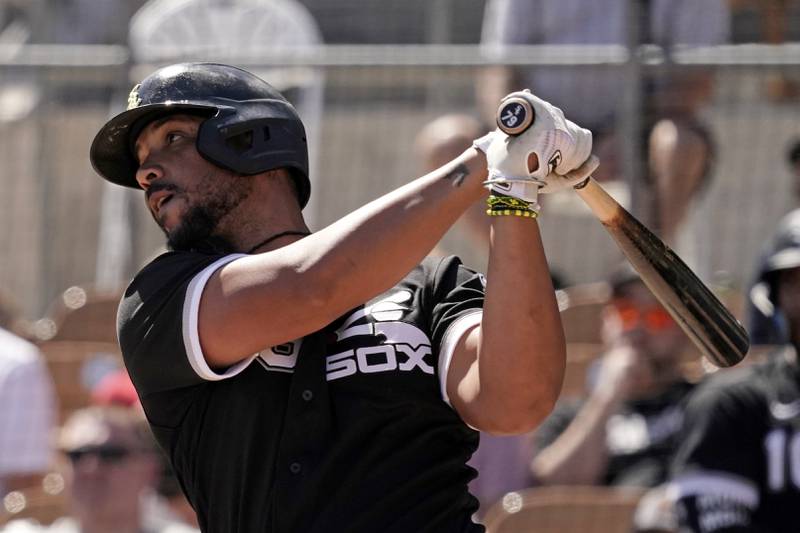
[668, 208, 800, 532]
[33, 1, 147, 103]
[746, 139, 800, 345]
[152, 462, 200, 532]
[0, 324, 55, 497]
[530, 266, 694, 488]
[89, 370, 199, 530]
[37, 0, 144, 44]
[0, 0, 40, 122]
[480, 0, 729, 245]
[90, 369, 140, 409]
[728, 0, 800, 101]
[0, 1, 33, 43]
[297, 0, 485, 44]
[1, 406, 197, 533]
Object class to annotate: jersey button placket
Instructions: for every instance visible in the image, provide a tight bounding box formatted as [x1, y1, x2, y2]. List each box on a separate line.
[301, 389, 313, 401]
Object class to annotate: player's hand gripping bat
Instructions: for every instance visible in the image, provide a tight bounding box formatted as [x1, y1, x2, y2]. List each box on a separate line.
[496, 96, 749, 368]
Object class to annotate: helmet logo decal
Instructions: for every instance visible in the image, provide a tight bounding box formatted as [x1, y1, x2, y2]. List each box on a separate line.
[127, 84, 142, 110]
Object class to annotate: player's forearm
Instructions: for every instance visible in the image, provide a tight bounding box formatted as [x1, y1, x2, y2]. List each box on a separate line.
[469, 217, 566, 435]
[304, 149, 488, 308]
[530, 390, 620, 485]
[202, 149, 488, 361]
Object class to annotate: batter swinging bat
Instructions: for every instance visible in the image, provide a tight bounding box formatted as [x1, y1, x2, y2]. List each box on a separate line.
[496, 97, 749, 368]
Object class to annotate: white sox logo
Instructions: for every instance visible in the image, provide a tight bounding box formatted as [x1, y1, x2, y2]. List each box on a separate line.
[255, 290, 434, 381]
[256, 339, 302, 373]
[327, 290, 434, 381]
[127, 84, 142, 110]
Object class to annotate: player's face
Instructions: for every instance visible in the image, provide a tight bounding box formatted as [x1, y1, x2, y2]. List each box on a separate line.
[134, 114, 252, 252]
[604, 281, 686, 371]
[61, 423, 157, 519]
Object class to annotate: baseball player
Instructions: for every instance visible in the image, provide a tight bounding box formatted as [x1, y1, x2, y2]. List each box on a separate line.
[668, 208, 800, 533]
[89, 62, 597, 532]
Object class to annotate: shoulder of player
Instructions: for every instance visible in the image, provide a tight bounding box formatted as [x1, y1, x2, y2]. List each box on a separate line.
[136, 250, 224, 278]
[118, 251, 232, 337]
[125, 251, 232, 297]
[686, 363, 770, 415]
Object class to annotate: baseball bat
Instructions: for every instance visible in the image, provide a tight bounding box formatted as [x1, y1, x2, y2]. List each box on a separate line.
[496, 97, 749, 367]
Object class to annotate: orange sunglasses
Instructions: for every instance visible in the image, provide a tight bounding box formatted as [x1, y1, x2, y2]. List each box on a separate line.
[610, 299, 675, 332]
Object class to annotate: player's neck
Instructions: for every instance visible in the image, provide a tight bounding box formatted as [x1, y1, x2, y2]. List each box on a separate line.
[247, 229, 311, 254]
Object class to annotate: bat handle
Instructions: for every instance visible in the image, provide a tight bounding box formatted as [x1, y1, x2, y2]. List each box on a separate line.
[573, 177, 618, 221]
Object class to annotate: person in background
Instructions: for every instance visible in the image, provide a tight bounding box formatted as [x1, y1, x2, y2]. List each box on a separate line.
[530, 266, 694, 488]
[88, 369, 200, 531]
[1, 406, 197, 533]
[727, 0, 800, 101]
[668, 208, 800, 533]
[746, 139, 800, 345]
[0, 295, 55, 498]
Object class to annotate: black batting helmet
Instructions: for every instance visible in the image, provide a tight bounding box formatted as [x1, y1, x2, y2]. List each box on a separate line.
[759, 209, 800, 290]
[90, 62, 310, 207]
[748, 209, 800, 343]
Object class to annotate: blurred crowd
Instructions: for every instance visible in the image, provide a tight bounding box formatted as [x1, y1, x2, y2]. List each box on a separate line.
[2, 0, 800, 532]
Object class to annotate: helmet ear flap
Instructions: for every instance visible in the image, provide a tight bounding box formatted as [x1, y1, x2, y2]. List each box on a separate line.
[194, 101, 310, 207]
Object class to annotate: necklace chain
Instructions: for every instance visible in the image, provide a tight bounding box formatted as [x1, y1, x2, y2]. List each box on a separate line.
[247, 230, 310, 254]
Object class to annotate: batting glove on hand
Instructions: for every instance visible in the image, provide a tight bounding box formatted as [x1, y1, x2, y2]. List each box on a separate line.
[474, 90, 595, 204]
[539, 154, 601, 194]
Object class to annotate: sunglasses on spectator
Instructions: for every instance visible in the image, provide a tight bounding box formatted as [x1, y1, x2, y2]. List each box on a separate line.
[63, 445, 136, 465]
[610, 299, 675, 332]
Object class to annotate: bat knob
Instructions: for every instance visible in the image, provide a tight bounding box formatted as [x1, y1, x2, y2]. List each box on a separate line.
[496, 96, 534, 135]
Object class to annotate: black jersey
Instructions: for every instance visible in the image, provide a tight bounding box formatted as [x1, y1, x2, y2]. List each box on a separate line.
[669, 348, 800, 533]
[117, 251, 486, 533]
[534, 380, 694, 487]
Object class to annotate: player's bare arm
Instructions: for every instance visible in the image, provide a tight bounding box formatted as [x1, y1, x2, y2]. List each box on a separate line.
[446, 91, 598, 435]
[198, 148, 491, 368]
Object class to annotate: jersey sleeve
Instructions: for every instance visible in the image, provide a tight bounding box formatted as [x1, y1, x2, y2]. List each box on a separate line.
[117, 251, 252, 397]
[426, 256, 485, 406]
[668, 375, 763, 532]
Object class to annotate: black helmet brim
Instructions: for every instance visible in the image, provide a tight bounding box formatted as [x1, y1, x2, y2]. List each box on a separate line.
[90, 102, 216, 189]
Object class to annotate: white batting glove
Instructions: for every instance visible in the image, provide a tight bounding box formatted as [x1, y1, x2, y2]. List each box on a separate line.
[473, 129, 543, 214]
[539, 154, 601, 194]
[475, 90, 594, 202]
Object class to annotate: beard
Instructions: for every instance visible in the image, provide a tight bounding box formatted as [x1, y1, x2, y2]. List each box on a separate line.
[162, 174, 252, 254]
[165, 204, 237, 254]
